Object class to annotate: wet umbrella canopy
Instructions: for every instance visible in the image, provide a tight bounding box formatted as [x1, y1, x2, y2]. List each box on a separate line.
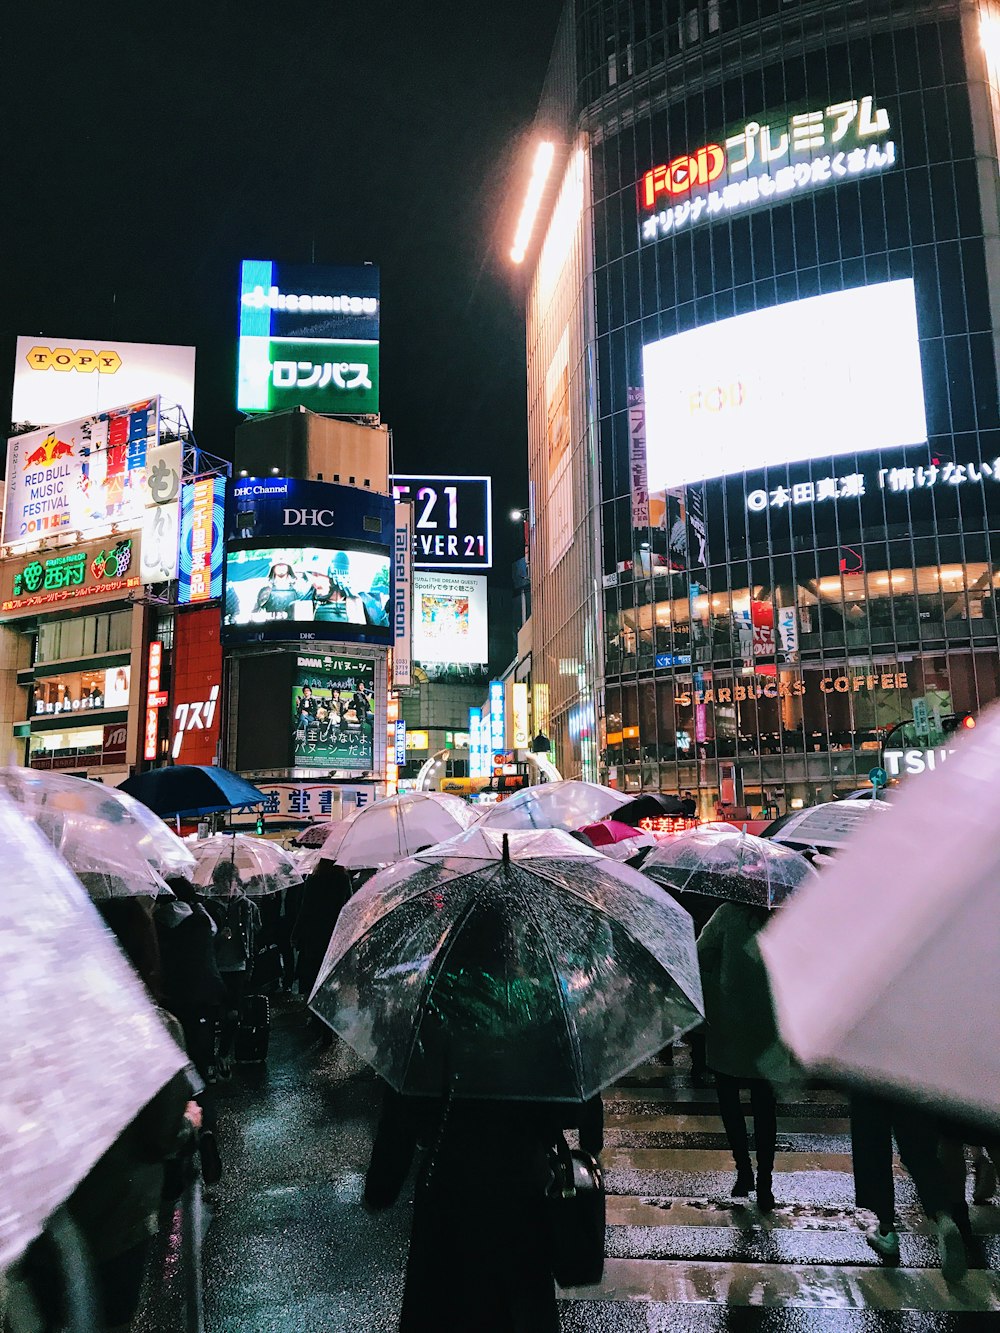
[311, 827, 703, 1102]
[0, 794, 187, 1270]
[474, 779, 632, 832]
[0, 767, 175, 899]
[190, 833, 304, 898]
[642, 827, 814, 908]
[119, 765, 266, 819]
[318, 791, 478, 869]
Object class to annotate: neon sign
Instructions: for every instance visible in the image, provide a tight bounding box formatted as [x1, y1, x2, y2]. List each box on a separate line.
[640, 96, 894, 243]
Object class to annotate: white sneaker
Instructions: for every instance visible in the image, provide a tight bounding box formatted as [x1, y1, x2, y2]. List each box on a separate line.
[865, 1225, 900, 1261]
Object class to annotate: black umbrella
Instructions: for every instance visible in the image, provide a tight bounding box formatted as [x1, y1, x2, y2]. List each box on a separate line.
[614, 793, 685, 827]
[310, 827, 704, 1102]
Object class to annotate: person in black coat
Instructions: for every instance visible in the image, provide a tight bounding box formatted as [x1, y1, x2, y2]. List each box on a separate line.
[292, 859, 352, 997]
[364, 1086, 603, 1332]
[155, 878, 228, 1082]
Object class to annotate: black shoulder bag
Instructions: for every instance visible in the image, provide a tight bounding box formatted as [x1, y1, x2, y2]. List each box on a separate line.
[545, 1133, 605, 1288]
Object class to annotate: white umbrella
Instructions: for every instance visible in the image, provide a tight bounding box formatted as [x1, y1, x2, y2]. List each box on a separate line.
[0, 793, 187, 1270]
[190, 833, 303, 897]
[758, 702, 1000, 1125]
[474, 779, 631, 832]
[764, 798, 891, 852]
[0, 767, 177, 899]
[318, 791, 478, 869]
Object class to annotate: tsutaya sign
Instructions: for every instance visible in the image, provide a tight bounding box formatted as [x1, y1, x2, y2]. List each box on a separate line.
[640, 95, 895, 244]
[884, 746, 955, 776]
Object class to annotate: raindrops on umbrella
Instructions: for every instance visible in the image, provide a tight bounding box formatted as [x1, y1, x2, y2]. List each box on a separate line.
[641, 827, 815, 909]
[311, 827, 704, 1102]
[190, 834, 303, 897]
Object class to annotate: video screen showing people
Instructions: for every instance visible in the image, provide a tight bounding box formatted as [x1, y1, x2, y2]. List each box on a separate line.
[292, 656, 375, 770]
[224, 545, 390, 639]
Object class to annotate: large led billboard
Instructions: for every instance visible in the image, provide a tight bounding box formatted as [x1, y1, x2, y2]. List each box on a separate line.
[412, 570, 488, 665]
[292, 654, 375, 771]
[390, 475, 492, 569]
[641, 280, 927, 492]
[236, 260, 379, 414]
[12, 337, 196, 426]
[224, 545, 390, 644]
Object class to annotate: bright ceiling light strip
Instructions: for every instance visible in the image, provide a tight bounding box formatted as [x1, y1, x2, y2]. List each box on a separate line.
[510, 141, 556, 263]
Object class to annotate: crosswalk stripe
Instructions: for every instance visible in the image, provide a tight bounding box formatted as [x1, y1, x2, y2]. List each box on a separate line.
[559, 1258, 1000, 1311]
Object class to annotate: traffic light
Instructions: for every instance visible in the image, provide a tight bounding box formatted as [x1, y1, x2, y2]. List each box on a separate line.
[942, 712, 976, 734]
[255, 813, 265, 836]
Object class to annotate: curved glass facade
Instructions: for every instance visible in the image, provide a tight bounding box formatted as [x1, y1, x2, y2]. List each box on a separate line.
[525, 1, 1000, 808]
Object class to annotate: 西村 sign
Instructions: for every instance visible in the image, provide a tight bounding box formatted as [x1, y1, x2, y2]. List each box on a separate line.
[640, 95, 895, 244]
[12, 337, 195, 427]
[390, 476, 493, 569]
[236, 260, 380, 415]
[1, 536, 139, 614]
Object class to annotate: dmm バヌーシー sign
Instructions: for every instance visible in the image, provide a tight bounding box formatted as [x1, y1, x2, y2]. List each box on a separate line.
[236, 260, 379, 414]
[639, 95, 895, 245]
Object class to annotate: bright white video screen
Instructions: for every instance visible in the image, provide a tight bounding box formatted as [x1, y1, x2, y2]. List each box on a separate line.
[642, 280, 927, 492]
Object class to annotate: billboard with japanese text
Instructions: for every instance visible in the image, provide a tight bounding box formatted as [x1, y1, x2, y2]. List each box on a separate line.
[12, 337, 195, 426]
[170, 607, 223, 765]
[178, 476, 226, 603]
[3, 398, 163, 548]
[236, 260, 379, 414]
[1, 533, 140, 616]
[412, 571, 488, 666]
[292, 654, 375, 771]
[642, 280, 927, 493]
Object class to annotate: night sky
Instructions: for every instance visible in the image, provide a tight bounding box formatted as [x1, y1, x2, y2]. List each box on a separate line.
[2, 0, 564, 579]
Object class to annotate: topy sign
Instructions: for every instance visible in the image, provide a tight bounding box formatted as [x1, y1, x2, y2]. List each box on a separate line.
[639, 95, 895, 244]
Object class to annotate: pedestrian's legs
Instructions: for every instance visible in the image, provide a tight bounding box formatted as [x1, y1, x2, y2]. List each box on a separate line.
[748, 1078, 777, 1211]
[850, 1092, 896, 1228]
[938, 1136, 970, 1235]
[893, 1102, 966, 1282]
[714, 1072, 753, 1194]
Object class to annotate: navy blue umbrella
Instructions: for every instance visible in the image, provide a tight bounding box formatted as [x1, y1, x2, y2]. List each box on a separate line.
[118, 765, 266, 819]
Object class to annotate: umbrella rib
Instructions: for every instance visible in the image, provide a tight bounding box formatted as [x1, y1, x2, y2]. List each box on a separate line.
[510, 877, 587, 1102]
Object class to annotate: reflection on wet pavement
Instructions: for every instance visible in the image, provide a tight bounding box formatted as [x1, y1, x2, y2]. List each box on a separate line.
[133, 997, 1000, 1330]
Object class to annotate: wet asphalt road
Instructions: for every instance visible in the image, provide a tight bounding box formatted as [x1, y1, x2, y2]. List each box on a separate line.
[135, 995, 1000, 1331]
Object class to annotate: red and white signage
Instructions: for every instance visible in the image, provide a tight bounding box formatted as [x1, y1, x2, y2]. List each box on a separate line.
[144, 639, 164, 761]
[169, 607, 223, 765]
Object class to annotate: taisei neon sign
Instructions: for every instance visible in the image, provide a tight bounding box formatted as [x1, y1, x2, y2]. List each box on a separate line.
[640, 96, 894, 244]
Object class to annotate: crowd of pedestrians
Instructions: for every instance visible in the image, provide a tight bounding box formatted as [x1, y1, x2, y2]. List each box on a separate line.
[5, 808, 997, 1333]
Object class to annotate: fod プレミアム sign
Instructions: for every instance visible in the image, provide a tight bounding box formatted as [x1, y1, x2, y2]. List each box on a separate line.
[640, 94, 895, 244]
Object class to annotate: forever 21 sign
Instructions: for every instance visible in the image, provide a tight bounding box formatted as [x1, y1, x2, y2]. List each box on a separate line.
[390, 475, 492, 570]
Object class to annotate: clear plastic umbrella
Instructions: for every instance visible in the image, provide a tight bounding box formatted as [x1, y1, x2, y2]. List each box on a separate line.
[474, 779, 632, 832]
[318, 791, 478, 869]
[763, 798, 891, 852]
[0, 792, 187, 1271]
[190, 833, 304, 897]
[641, 827, 815, 908]
[0, 767, 178, 899]
[310, 827, 704, 1101]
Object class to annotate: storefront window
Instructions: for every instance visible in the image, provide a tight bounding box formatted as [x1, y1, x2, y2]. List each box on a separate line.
[35, 610, 132, 665]
[28, 726, 104, 765]
[31, 665, 130, 717]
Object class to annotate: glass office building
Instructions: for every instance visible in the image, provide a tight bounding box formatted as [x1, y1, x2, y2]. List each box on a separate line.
[518, 0, 1000, 811]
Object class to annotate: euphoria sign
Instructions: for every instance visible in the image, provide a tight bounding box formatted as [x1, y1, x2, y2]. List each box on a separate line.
[640, 95, 895, 244]
[390, 475, 493, 569]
